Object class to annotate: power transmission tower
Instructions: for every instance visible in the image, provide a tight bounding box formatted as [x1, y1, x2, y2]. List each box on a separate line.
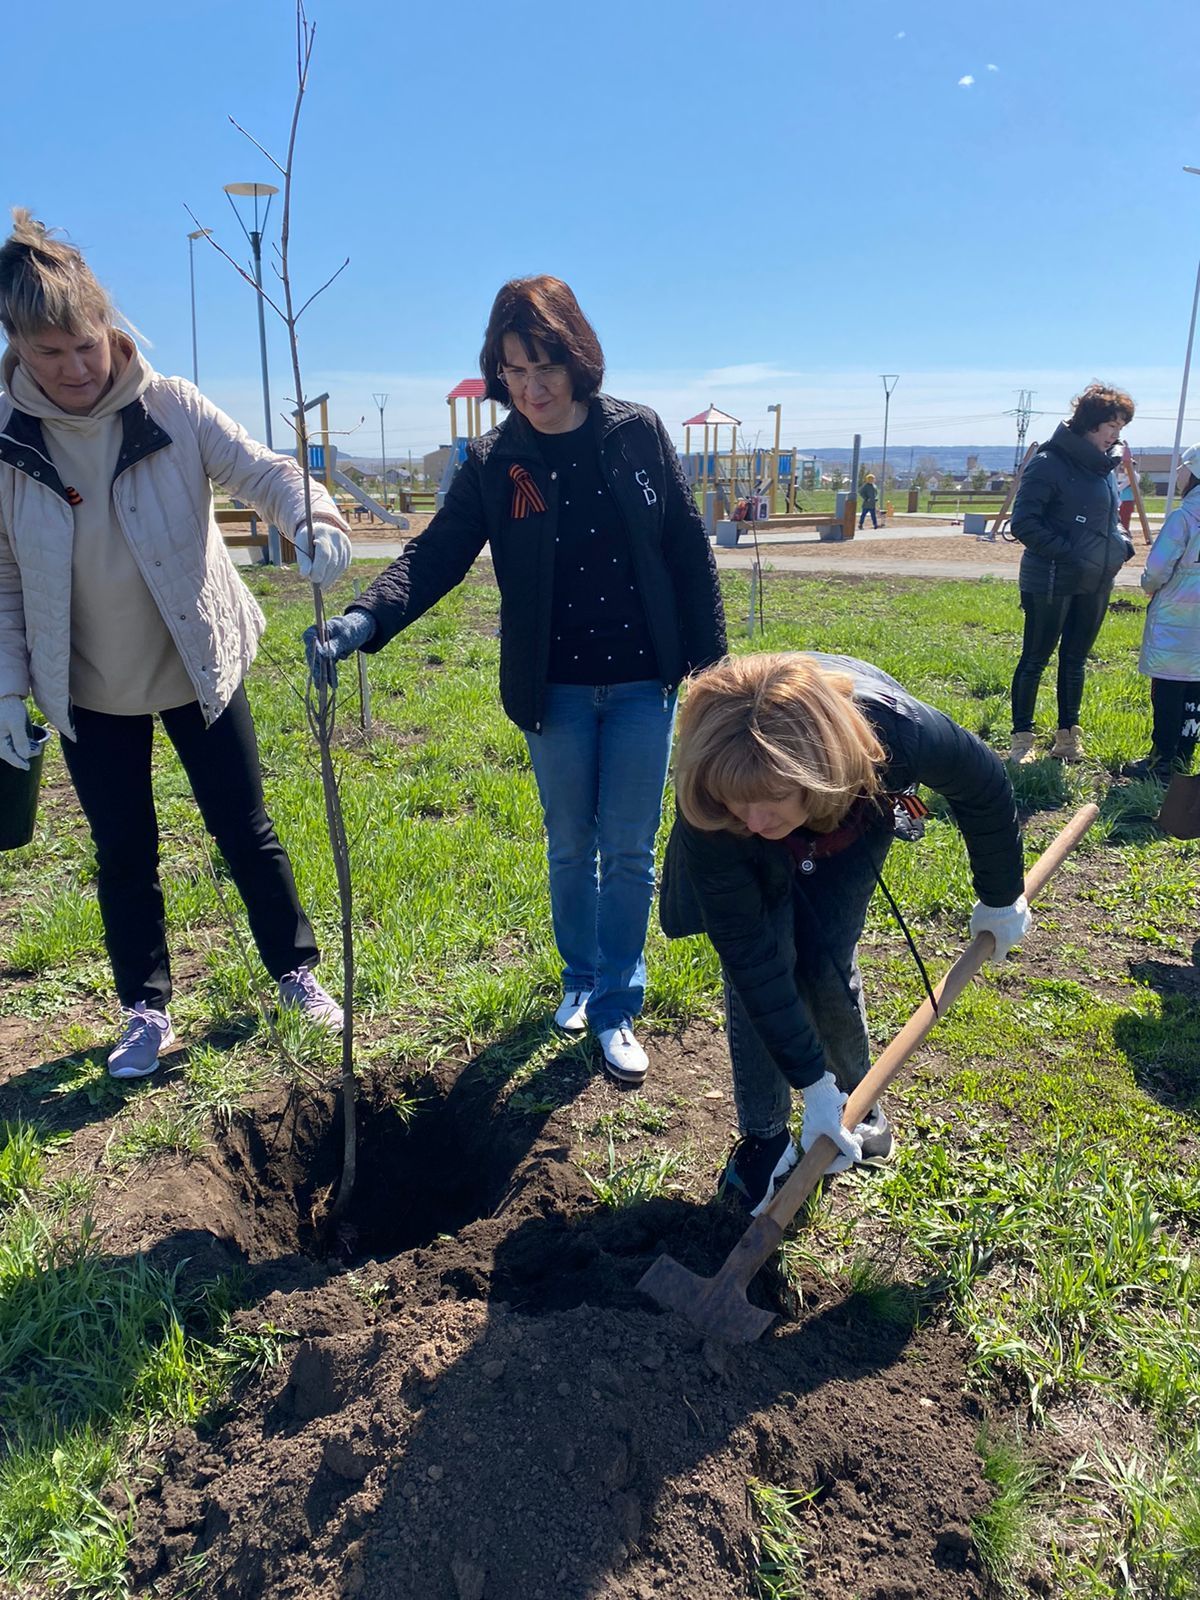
[1011, 390, 1034, 473]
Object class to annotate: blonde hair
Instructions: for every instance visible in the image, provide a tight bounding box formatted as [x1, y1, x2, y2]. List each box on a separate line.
[0, 209, 116, 342]
[675, 653, 885, 835]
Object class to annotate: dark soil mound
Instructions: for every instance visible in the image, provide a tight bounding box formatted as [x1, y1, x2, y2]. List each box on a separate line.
[120, 1045, 993, 1600]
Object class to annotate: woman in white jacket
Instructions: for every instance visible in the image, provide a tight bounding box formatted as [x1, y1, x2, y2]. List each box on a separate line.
[0, 211, 351, 1077]
[1131, 445, 1200, 782]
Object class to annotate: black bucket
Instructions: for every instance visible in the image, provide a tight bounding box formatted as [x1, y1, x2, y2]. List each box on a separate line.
[0, 724, 51, 851]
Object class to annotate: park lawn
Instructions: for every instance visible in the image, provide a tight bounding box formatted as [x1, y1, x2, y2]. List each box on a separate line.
[0, 564, 1197, 1597]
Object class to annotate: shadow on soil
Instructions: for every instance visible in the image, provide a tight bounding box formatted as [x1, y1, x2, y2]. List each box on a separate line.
[1117, 958, 1200, 1116]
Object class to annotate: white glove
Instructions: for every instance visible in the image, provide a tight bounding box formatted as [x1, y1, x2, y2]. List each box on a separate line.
[294, 519, 352, 590]
[969, 894, 1031, 960]
[800, 1071, 863, 1175]
[0, 696, 36, 771]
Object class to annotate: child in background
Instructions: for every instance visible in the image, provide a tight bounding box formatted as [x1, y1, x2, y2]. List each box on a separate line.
[1131, 444, 1200, 782]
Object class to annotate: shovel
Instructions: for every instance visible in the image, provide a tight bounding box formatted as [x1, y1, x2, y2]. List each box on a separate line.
[638, 802, 1099, 1343]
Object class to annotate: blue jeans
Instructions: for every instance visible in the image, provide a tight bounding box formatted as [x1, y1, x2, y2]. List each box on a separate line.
[725, 824, 893, 1139]
[525, 681, 677, 1031]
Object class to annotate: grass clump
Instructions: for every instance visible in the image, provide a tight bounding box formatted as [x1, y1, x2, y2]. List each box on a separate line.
[748, 1476, 816, 1599]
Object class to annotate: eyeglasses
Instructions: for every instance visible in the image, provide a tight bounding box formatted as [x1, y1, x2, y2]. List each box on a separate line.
[497, 362, 568, 391]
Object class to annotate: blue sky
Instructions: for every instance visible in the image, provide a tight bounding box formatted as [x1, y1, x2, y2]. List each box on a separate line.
[7, 0, 1200, 458]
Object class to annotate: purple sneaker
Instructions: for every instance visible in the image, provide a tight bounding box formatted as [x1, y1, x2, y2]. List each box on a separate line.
[278, 967, 344, 1032]
[108, 1003, 175, 1079]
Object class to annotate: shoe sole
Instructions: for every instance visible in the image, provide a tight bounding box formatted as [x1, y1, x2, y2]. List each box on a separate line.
[555, 1017, 588, 1034]
[601, 1056, 647, 1086]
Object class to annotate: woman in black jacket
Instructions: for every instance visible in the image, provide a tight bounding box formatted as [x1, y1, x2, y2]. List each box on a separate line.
[660, 651, 1028, 1215]
[307, 277, 726, 1084]
[1009, 384, 1136, 764]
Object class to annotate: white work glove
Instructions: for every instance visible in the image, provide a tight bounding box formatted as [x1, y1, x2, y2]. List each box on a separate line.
[294, 519, 352, 590]
[969, 894, 1031, 960]
[0, 696, 36, 771]
[800, 1071, 863, 1175]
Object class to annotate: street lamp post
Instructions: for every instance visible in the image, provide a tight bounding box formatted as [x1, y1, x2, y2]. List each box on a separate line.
[1164, 166, 1200, 520]
[373, 393, 389, 511]
[767, 403, 782, 516]
[186, 227, 210, 386]
[223, 181, 281, 561]
[879, 375, 899, 524]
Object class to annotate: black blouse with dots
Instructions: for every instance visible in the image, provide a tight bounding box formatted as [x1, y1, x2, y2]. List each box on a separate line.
[536, 421, 658, 685]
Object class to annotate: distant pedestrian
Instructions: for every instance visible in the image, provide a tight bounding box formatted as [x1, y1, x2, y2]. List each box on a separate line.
[1008, 383, 1137, 764]
[1126, 444, 1200, 782]
[1116, 458, 1136, 534]
[858, 474, 879, 530]
[306, 276, 726, 1085]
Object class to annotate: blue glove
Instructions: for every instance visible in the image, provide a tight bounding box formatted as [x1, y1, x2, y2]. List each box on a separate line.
[303, 610, 377, 687]
[295, 519, 352, 589]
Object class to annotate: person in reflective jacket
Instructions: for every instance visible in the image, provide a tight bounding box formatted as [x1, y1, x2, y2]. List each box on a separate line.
[660, 651, 1028, 1216]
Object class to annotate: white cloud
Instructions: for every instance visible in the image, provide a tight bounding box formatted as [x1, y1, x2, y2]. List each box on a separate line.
[986, 62, 999, 72]
[958, 74, 975, 87]
[895, 30, 906, 38]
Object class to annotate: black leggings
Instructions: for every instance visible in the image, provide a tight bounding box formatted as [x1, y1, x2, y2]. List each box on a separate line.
[61, 686, 318, 1009]
[1150, 679, 1200, 770]
[1010, 587, 1112, 733]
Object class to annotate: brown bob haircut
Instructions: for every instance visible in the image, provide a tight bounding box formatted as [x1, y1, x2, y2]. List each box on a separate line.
[1067, 383, 1135, 435]
[479, 276, 605, 406]
[674, 653, 885, 837]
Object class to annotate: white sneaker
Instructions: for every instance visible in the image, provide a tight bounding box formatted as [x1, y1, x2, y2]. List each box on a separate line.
[554, 988, 591, 1032]
[597, 1023, 648, 1085]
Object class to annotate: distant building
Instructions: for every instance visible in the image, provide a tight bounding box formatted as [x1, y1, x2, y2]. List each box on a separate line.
[423, 445, 452, 484]
[1133, 452, 1174, 494]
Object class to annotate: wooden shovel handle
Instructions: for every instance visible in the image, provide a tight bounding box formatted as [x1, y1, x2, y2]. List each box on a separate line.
[759, 802, 1099, 1236]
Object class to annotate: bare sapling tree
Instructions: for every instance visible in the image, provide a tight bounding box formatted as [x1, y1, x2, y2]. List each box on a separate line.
[188, 2, 359, 1228]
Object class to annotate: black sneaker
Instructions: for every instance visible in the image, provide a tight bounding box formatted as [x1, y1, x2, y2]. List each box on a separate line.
[853, 1105, 895, 1167]
[718, 1129, 798, 1217]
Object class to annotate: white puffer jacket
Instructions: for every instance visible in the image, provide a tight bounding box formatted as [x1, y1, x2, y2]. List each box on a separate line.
[1140, 483, 1200, 680]
[0, 370, 347, 735]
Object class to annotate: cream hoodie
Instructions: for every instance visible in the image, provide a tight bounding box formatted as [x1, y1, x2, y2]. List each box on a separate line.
[8, 338, 195, 713]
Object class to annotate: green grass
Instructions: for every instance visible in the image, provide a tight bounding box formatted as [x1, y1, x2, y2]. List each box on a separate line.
[0, 562, 1195, 1596]
[748, 1477, 816, 1599]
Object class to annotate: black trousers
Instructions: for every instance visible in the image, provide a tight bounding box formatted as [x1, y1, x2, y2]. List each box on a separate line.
[1150, 679, 1200, 770]
[60, 686, 318, 1009]
[1010, 587, 1112, 733]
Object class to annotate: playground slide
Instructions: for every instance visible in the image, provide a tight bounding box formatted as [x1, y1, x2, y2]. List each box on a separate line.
[331, 468, 409, 530]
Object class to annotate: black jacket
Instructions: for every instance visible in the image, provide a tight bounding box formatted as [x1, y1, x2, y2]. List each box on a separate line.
[659, 655, 1024, 1088]
[350, 395, 726, 731]
[1012, 423, 1134, 599]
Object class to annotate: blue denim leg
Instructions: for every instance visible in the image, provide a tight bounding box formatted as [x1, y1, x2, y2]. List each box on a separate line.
[724, 824, 893, 1137]
[525, 682, 676, 1026]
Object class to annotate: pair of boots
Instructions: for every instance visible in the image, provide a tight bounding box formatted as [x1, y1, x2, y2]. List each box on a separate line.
[1010, 726, 1083, 765]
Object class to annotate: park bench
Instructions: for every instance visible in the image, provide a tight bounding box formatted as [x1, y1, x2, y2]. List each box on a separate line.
[927, 489, 1008, 509]
[214, 506, 296, 561]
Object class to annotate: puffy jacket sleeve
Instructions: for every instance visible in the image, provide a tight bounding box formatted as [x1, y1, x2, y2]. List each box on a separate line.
[880, 699, 1024, 906]
[0, 504, 30, 699]
[1011, 452, 1074, 562]
[653, 413, 726, 672]
[1142, 505, 1191, 596]
[185, 382, 350, 536]
[668, 818, 828, 1088]
[349, 448, 490, 651]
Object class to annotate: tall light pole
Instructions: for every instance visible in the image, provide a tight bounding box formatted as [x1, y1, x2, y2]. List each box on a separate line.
[767, 403, 782, 516]
[223, 182, 279, 449]
[186, 227, 210, 386]
[224, 182, 281, 563]
[879, 374, 899, 521]
[373, 393, 389, 510]
[1164, 166, 1200, 519]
